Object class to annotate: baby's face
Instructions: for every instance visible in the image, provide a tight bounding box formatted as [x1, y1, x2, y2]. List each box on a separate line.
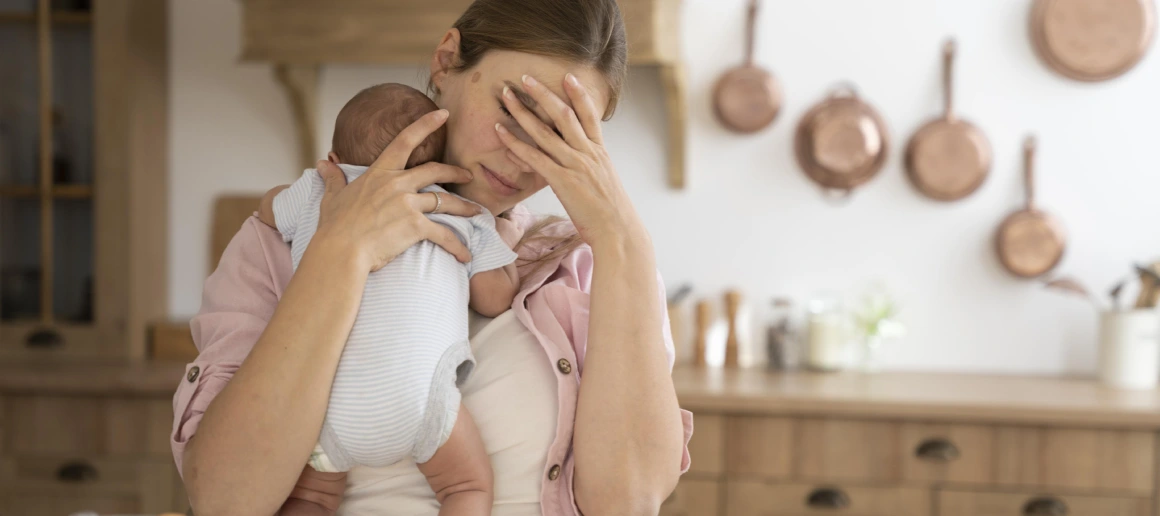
[434, 50, 609, 215]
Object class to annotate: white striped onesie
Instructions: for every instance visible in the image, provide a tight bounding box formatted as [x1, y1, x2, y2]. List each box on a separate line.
[273, 164, 518, 471]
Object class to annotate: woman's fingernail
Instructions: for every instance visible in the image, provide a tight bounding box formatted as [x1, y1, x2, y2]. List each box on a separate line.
[502, 86, 514, 100]
[522, 74, 536, 87]
[435, 109, 449, 120]
[495, 123, 508, 134]
[566, 73, 580, 87]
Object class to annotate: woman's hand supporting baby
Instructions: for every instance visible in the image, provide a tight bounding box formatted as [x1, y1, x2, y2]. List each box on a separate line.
[182, 111, 485, 516]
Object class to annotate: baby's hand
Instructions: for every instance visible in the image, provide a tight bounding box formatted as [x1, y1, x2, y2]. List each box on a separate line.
[258, 184, 290, 229]
[494, 216, 524, 249]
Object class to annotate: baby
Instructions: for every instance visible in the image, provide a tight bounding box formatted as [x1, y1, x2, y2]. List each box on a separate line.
[259, 83, 523, 515]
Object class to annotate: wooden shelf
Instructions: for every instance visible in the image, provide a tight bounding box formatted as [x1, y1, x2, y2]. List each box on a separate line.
[239, 0, 687, 189]
[0, 184, 93, 199]
[0, 10, 92, 26]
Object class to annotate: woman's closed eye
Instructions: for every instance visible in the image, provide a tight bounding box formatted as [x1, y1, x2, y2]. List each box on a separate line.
[500, 102, 563, 138]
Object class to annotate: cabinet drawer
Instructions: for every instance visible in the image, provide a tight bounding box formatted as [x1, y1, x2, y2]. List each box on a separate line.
[726, 416, 793, 478]
[660, 478, 721, 516]
[2, 395, 173, 458]
[938, 489, 1150, 516]
[796, 418, 901, 482]
[902, 423, 1154, 493]
[690, 414, 724, 476]
[0, 456, 186, 515]
[725, 481, 928, 516]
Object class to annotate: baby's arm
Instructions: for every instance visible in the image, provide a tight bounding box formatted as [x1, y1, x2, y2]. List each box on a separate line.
[257, 184, 290, 229]
[468, 216, 523, 317]
[469, 266, 519, 317]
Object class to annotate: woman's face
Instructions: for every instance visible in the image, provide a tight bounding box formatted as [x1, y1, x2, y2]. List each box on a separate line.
[431, 37, 611, 216]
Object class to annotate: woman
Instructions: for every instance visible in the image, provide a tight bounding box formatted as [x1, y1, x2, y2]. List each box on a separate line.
[171, 1, 692, 514]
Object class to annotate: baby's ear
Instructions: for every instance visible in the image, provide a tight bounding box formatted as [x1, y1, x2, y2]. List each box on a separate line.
[327, 151, 340, 164]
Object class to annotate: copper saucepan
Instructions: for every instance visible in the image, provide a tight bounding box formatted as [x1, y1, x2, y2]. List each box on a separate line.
[995, 136, 1067, 279]
[905, 39, 992, 202]
[793, 85, 890, 197]
[1030, 0, 1156, 81]
[712, 0, 783, 134]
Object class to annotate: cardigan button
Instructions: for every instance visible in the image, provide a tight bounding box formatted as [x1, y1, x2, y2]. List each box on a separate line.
[556, 358, 572, 374]
[187, 366, 200, 383]
[548, 464, 561, 481]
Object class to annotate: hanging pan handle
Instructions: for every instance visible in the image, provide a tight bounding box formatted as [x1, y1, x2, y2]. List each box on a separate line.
[822, 187, 856, 204]
[829, 81, 860, 99]
[943, 39, 956, 119]
[1024, 135, 1037, 210]
[744, 0, 760, 66]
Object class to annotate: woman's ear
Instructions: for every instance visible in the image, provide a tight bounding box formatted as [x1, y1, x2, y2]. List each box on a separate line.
[327, 151, 340, 164]
[429, 28, 462, 92]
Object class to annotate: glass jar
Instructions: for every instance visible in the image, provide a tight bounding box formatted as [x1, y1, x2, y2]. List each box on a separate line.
[803, 294, 850, 372]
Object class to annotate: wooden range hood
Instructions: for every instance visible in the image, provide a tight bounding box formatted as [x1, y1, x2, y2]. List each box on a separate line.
[239, 0, 687, 189]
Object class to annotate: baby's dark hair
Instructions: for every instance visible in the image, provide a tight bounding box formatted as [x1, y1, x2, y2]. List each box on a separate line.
[331, 83, 446, 168]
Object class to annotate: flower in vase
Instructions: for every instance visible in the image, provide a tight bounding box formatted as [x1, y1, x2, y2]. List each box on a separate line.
[853, 287, 907, 340]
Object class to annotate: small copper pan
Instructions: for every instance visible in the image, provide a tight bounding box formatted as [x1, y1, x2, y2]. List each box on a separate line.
[1030, 0, 1156, 82]
[995, 136, 1067, 279]
[793, 85, 890, 197]
[712, 0, 783, 134]
[905, 40, 992, 202]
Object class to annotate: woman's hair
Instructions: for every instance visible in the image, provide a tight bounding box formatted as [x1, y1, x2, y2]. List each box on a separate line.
[434, 0, 628, 120]
[434, 0, 629, 285]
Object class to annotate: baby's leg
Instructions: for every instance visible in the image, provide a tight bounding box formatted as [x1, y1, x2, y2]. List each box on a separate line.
[417, 404, 493, 515]
[275, 465, 346, 516]
[277, 497, 334, 516]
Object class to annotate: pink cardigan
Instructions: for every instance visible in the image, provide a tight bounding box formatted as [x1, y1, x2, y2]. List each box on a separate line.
[170, 205, 693, 514]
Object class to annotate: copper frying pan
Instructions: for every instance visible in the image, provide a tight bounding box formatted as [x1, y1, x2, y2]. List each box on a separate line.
[712, 0, 782, 134]
[1030, 0, 1156, 82]
[905, 40, 992, 202]
[995, 136, 1067, 279]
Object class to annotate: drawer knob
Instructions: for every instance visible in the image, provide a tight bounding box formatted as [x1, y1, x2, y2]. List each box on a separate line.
[806, 487, 850, 509]
[56, 461, 99, 483]
[915, 438, 960, 462]
[1023, 497, 1068, 516]
[26, 328, 63, 349]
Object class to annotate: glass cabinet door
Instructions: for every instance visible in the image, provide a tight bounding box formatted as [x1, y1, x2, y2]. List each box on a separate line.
[0, 0, 93, 347]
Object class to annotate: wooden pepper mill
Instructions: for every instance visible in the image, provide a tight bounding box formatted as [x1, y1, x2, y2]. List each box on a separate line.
[724, 290, 742, 368]
[693, 300, 713, 367]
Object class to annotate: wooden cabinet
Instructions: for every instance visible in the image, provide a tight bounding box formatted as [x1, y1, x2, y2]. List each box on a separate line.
[726, 481, 928, 516]
[0, 362, 189, 515]
[660, 478, 721, 516]
[0, 457, 185, 515]
[673, 368, 1160, 516]
[0, 0, 168, 360]
[795, 418, 902, 482]
[725, 415, 791, 478]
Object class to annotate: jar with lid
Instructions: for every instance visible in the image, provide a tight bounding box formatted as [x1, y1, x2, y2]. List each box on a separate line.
[803, 293, 850, 371]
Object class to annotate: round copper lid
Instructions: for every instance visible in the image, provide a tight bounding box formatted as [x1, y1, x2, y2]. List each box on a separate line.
[1031, 0, 1156, 81]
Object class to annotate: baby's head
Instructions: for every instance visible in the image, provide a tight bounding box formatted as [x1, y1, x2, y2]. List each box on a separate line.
[331, 83, 446, 168]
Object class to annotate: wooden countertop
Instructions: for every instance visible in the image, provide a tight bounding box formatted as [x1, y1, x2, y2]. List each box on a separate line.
[6, 360, 1160, 428]
[0, 360, 187, 396]
[673, 366, 1160, 429]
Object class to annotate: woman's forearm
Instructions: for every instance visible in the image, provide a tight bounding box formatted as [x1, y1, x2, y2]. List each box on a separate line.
[573, 230, 685, 515]
[184, 243, 365, 515]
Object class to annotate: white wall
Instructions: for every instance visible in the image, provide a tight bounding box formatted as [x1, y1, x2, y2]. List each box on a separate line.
[170, 0, 1160, 375]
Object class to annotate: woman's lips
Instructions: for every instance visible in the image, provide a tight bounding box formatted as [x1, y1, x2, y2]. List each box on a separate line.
[481, 165, 520, 195]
